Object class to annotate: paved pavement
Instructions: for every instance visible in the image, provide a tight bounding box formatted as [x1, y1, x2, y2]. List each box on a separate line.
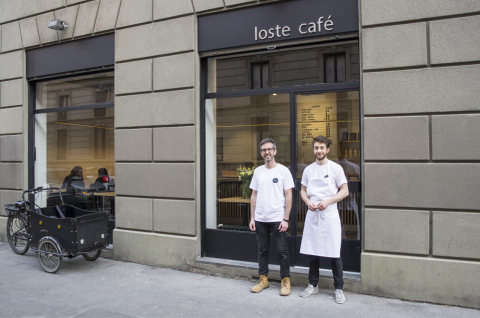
[0, 242, 478, 318]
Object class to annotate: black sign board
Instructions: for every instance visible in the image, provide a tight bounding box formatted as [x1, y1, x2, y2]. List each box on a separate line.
[198, 0, 358, 52]
[27, 33, 114, 79]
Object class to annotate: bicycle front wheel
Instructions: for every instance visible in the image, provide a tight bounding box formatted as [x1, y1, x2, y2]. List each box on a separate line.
[37, 238, 63, 273]
[7, 215, 30, 255]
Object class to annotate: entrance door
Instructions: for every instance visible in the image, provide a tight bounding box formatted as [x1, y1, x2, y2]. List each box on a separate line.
[293, 91, 361, 272]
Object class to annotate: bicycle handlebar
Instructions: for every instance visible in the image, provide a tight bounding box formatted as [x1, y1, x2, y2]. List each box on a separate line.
[21, 187, 62, 201]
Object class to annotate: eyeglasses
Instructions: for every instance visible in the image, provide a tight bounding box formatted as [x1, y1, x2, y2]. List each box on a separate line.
[260, 148, 275, 153]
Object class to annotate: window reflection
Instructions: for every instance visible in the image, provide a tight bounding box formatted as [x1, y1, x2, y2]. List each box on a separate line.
[208, 43, 359, 93]
[37, 72, 114, 110]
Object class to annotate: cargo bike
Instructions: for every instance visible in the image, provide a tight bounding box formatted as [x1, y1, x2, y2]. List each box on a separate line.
[5, 187, 109, 273]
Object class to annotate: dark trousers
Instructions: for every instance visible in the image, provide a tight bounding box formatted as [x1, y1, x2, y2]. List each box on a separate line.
[255, 221, 290, 279]
[308, 256, 344, 290]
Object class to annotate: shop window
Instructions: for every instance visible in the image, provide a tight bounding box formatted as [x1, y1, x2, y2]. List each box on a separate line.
[203, 41, 361, 269]
[34, 72, 115, 210]
[324, 54, 346, 83]
[205, 94, 291, 230]
[251, 62, 269, 89]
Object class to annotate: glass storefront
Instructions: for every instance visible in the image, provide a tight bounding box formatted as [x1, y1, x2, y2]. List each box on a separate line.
[34, 72, 115, 215]
[203, 43, 362, 270]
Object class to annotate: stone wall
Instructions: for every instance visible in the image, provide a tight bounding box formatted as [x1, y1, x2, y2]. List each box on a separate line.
[360, 0, 480, 308]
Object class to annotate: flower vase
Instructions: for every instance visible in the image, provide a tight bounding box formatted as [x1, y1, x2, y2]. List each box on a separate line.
[241, 180, 251, 199]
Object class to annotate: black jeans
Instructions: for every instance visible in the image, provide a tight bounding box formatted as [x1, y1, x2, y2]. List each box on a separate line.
[255, 221, 290, 279]
[308, 256, 344, 290]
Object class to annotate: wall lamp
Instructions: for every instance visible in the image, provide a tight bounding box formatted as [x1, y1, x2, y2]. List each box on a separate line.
[48, 19, 68, 30]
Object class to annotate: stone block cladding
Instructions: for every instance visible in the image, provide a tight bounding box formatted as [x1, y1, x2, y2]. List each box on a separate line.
[361, 0, 480, 308]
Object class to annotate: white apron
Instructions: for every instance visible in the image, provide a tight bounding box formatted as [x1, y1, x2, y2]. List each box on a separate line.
[300, 161, 342, 258]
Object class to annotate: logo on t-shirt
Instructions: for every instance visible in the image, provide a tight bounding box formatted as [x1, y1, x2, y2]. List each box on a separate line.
[272, 178, 278, 183]
[324, 175, 329, 178]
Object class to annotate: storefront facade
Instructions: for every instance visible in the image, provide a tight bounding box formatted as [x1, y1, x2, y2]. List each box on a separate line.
[0, 0, 479, 308]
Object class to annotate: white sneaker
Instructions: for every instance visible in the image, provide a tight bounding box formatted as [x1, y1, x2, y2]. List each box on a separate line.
[335, 289, 346, 304]
[300, 284, 319, 298]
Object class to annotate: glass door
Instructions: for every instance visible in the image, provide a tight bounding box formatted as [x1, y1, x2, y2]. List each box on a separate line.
[293, 91, 361, 271]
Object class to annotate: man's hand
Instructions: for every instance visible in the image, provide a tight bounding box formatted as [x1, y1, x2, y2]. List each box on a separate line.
[307, 201, 317, 211]
[249, 219, 256, 231]
[316, 199, 331, 211]
[278, 220, 289, 232]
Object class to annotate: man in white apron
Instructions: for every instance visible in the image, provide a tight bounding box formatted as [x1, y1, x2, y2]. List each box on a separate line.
[249, 138, 295, 296]
[299, 135, 349, 304]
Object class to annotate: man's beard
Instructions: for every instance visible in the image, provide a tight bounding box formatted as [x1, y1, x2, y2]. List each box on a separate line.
[263, 155, 273, 162]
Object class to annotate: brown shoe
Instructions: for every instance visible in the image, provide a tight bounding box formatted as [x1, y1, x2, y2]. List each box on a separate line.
[251, 275, 269, 293]
[280, 277, 291, 296]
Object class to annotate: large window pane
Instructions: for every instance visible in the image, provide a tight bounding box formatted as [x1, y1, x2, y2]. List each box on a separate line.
[208, 43, 359, 93]
[296, 91, 360, 240]
[206, 94, 290, 230]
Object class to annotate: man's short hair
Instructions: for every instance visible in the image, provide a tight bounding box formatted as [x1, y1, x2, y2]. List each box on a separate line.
[259, 138, 276, 149]
[312, 135, 332, 148]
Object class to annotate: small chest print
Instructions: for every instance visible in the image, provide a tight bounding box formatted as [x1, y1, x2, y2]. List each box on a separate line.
[272, 178, 278, 183]
[324, 175, 329, 178]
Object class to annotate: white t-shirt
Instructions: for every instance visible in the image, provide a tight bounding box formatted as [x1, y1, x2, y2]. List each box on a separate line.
[301, 160, 348, 212]
[249, 164, 295, 222]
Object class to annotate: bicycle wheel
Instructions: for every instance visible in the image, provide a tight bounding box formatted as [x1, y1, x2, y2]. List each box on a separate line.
[82, 249, 101, 261]
[7, 215, 30, 255]
[37, 238, 63, 273]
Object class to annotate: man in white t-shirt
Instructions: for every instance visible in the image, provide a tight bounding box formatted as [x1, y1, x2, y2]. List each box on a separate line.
[249, 138, 295, 296]
[299, 135, 349, 304]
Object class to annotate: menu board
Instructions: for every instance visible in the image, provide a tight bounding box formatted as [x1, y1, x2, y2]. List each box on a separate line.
[297, 97, 338, 160]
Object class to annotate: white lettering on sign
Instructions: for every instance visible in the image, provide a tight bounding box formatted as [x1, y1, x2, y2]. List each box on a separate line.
[255, 25, 291, 41]
[255, 16, 333, 41]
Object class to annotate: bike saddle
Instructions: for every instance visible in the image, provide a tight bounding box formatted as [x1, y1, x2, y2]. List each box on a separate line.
[14, 200, 29, 208]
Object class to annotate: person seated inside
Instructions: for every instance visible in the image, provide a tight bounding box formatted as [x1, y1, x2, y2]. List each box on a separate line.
[89, 168, 114, 192]
[62, 166, 85, 192]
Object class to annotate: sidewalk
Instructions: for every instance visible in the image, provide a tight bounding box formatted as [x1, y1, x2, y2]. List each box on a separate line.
[0, 242, 477, 318]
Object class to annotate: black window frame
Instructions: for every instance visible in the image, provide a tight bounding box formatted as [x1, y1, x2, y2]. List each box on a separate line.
[200, 41, 362, 271]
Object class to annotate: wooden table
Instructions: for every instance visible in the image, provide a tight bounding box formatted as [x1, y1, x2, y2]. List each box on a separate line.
[218, 196, 251, 225]
[217, 197, 251, 204]
[93, 192, 115, 197]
